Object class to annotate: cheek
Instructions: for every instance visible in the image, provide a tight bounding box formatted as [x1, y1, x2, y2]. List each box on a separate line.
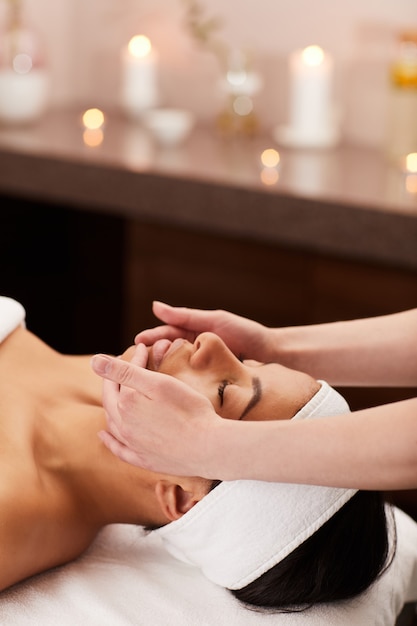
[161, 369, 217, 407]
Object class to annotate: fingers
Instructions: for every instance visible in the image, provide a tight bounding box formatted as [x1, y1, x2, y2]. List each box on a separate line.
[91, 353, 147, 390]
[153, 301, 218, 332]
[101, 378, 128, 443]
[134, 302, 224, 345]
[130, 342, 148, 366]
[92, 352, 187, 403]
[134, 325, 185, 346]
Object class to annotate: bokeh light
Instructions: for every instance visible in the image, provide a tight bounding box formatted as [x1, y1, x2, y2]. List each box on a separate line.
[83, 128, 104, 148]
[13, 53, 32, 74]
[82, 108, 105, 130]
[405, 152, 417, 173]
[260, 168, 279, 186]
[261, 148, 280, 168]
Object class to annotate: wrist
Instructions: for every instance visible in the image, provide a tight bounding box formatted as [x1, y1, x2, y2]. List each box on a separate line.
[200, 417, 246, 481]
[201, 418, 283, 482]
[266, 326, 302, 368]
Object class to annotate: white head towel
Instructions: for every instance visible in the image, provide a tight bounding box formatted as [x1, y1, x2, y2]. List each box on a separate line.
[0, 296, 26, 343]
[156, 381, 357, 590]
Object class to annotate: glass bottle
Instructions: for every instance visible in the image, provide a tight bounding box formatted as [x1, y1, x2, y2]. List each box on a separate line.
[385, 31, 417, 163]
[216, 49, 262, 137]
[0, 0, 49, 124]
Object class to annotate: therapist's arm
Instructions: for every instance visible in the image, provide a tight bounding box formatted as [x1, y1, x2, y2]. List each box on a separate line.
[136, 304, 417, 388]
[92, 353, 417, 490]
[270, 308, 417, 387]
[212, 398, 417, 490]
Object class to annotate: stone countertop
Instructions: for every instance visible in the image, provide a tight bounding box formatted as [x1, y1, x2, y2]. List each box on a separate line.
[0, 109, 416, 269]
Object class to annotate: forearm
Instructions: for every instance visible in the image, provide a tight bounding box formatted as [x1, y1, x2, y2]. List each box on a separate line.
[209, 398, 417, 490]
[268, 309, 417, 387]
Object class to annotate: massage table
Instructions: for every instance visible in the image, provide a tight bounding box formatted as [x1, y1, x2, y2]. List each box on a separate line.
[1, 507, 416, 625]
[0, 297, 416, 624]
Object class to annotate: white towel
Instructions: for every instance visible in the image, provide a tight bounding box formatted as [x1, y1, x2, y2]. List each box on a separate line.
[156, 382, 357, 589]
[0, 296, 26, 342]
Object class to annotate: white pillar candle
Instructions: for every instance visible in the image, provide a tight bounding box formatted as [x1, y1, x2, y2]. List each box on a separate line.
[289, 45, 333, 138]
[121, 35, 158, 119]
[0, 68, 49, 124]
[274, 45, 339, 148]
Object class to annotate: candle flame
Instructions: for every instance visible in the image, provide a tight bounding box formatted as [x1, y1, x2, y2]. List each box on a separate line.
[302, 45, 325, 67]
[128, 35, 152, 58]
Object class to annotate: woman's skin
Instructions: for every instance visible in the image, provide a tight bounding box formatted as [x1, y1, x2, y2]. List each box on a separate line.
[0, 324, 317, 592]
[93, 302, 417, 490]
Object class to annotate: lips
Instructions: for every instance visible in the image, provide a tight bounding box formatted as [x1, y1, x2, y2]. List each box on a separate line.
[150, 337, 187, 370]
[151, 339, 172, 370]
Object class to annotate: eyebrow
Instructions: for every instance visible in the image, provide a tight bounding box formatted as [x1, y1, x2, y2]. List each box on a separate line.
[239, 376, 262, 420]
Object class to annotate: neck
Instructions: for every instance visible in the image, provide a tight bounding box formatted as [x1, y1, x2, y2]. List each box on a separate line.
[37, 404, 168, 530]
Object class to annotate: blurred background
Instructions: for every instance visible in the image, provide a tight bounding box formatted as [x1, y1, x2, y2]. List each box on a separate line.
[2, 0, 415, 147]
[0, 0, 416, 415]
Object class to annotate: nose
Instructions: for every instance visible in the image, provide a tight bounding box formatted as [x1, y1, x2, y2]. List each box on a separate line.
[191, 332, 235, 370]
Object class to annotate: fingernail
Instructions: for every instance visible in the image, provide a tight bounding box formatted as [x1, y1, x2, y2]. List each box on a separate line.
[91, 354, 112, 375]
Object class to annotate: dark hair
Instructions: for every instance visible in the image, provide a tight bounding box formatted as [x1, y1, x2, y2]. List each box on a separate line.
[230, 490, 394, 612]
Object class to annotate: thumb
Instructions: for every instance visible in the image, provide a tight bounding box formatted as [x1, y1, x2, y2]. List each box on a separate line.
[91, 352, 187, 400]
[91, 354, 140, 388]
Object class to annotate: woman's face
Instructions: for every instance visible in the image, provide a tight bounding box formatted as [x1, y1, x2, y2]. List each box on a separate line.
[145, 332, 319, 422]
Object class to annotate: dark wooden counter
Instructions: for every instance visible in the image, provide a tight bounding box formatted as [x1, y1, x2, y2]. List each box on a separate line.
[0, 108, 416, 270]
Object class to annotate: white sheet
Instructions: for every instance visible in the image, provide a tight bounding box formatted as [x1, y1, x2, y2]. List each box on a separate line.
[1, 507, 416, 625]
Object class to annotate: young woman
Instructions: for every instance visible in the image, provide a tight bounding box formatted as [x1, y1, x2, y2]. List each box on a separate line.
[0, 297, 391, 611]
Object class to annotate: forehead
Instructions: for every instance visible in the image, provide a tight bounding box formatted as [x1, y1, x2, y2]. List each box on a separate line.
[243, 362, 319, 422]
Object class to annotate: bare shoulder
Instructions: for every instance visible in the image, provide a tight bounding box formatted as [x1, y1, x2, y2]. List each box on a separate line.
[0, 483, 39, 590]
[0, 479, 92, 592]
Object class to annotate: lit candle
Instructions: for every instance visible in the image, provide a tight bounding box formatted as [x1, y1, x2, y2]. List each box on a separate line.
[121, 35, 158, 119]
[274, 45, 338, 148]
[289, 45, 333, 135]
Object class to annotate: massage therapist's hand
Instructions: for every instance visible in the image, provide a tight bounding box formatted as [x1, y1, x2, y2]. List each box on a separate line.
[91, 345, 221, 476]
[135, 301, 273, 363]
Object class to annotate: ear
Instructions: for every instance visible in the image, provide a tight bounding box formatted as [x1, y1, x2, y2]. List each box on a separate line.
[155, 480, 205, 522]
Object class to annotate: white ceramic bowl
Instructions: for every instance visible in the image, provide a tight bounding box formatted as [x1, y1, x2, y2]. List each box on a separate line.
[143, 108, 194, 146]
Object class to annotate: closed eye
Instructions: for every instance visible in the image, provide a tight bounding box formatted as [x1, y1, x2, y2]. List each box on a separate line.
[218, 380, 230, 406]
